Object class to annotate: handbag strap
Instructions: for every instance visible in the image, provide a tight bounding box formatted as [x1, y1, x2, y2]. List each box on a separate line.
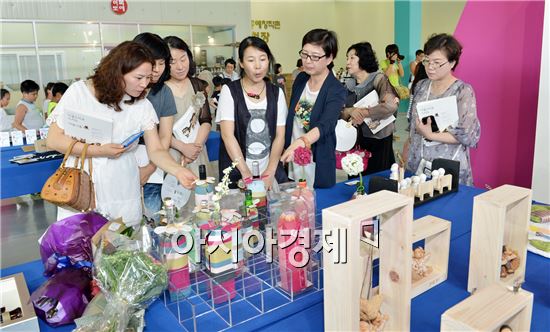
[60, 140, 78, 168]
[78, 143, 93, 178]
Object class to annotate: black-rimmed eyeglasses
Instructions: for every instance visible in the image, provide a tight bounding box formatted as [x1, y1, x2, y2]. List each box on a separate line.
[298, 50, 326, 62]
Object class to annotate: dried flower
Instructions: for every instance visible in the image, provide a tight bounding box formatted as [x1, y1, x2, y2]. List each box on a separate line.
[293, 146, 312, 166]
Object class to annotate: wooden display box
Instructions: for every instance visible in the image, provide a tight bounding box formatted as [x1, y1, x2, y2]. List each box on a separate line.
[323, 190, 413, 331]
[468, 185, 532, 293]
[0, 273, 39, 332]
[411, 215, 451, 298]
[441, 283, 533, 331]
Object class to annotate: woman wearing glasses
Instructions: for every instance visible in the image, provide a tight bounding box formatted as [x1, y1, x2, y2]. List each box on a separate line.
[281, 28, 347, 188]
[404, 33, 480, 185]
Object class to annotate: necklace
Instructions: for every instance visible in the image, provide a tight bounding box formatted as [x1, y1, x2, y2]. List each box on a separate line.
[241, 80, 265, 100]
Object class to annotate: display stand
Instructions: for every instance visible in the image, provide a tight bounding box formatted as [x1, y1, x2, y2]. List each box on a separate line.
[441, 283, 533, 331]
[467, 185, 532, 293]
[322, 190, 413, 331]
[0, 273, 39, 332]
[411, 215, 451, 298]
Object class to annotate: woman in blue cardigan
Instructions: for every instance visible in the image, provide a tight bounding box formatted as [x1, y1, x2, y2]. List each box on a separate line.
[281, 28, 347, 188]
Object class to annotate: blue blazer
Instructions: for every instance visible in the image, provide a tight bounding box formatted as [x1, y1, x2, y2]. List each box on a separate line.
[285, 71, 346, 188]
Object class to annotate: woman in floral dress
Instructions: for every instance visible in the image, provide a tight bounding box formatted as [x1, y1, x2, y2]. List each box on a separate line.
[404, 33, 480, 185]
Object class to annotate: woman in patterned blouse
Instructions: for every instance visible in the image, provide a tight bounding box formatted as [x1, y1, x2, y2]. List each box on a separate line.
[404, 33, 481, 186]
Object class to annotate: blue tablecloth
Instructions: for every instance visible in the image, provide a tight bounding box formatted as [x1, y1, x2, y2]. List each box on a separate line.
[0, 132, 221, 199]
[0, 145, 62, 199]
[1, 174, 549, 331]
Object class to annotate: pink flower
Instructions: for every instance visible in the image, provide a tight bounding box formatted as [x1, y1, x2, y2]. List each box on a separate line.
[294, 146, 312, 166]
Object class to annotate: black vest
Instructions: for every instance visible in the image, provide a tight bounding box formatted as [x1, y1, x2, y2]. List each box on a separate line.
[218, 80, 288, 186]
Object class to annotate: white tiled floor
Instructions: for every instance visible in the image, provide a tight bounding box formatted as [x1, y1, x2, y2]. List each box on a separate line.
[0, 112, 409, 269]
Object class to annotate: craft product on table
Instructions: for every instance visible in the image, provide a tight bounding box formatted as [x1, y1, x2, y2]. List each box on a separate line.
[411, 247, 433, 282]
[194, 164, 215, 207]
[249, 161, 268, 230]
[528, 203, 550, 258]
[203, 223, 236, 274]
[242, 189, 260, 249]
[155, 224, 191, 300]
[277, 210, 309, 293]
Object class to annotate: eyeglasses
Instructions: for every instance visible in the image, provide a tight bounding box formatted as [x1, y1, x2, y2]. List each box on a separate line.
[298, 50, 326, 62]
[422, 59, 449, 69]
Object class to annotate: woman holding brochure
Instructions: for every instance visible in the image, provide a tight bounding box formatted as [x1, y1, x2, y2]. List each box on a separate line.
[340, 42, 399, 175]
[164, 36, 212, 176]
[404, 33, 480, 185]
[46, 41, 197, 226]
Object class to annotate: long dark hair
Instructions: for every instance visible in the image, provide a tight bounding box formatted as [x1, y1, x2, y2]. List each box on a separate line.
[89, 41, 154, 112]
[411, 63, 428, 95]
[237, 36, 275, 77]
[133, 32, 171, 95]
[164, 36, 196, 77]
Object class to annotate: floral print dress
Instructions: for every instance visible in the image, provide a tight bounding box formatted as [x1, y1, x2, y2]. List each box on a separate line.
[407, 79, 481, 186]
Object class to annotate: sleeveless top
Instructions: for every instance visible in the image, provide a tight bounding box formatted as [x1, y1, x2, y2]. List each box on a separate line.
[17, 99, 44, 129]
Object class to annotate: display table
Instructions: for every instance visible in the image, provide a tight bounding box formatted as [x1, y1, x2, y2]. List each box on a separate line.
[1, 173, 548, 331]
[0, 145, 62, 199]
[0, 131, 221, 199]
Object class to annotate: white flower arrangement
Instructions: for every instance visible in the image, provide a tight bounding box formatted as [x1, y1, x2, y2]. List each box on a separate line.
[341, 153, 364, 177]
[212, 159, 240, 220]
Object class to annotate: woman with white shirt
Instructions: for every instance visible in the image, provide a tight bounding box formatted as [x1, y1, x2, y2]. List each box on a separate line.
[46, 41, 196, 226]
[216, 36, 288, 189]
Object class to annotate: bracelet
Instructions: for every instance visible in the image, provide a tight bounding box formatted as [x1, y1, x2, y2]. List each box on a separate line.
[298, 136, 311, 149]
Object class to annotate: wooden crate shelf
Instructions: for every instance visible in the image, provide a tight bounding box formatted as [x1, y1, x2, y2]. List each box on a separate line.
[411, 215, 451, 298]
[441, 283, 533, 331]
[468, 185, 532, 293]
[322, 190, 414, 331]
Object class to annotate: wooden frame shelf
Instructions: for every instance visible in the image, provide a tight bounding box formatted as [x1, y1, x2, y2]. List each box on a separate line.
[468, 185, 532, 293]
[322, 190, 413, 331]
[441, 283, 533, 331]
[411, 215, 451, 298]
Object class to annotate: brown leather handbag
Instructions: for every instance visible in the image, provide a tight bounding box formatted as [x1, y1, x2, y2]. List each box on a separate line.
[41, 140, 96, 211]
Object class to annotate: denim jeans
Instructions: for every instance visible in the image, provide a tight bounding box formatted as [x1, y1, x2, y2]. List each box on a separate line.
[143, 183, 162, 222]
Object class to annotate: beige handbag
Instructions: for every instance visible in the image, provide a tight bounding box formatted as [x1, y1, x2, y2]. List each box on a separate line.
[41, 141, 95, 211]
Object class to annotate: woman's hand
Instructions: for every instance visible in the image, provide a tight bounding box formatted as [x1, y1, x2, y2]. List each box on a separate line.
[415, 117, 434, 140]
[98, 143, 127, 159]
[175, 167, 197, 189]
[139, 163, 156, 186]
[281, 139, 305, 164]
[349, 107, 369, 126]
[177, 142, 202, 161]
[261, 170, 275, 191]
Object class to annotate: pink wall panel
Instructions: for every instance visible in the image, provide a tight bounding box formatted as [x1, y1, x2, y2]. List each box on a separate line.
[453, 0, 545, 188]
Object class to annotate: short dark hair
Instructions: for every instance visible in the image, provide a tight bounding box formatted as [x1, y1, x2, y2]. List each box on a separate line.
[44, 82, 55, 97]
[347, 42, 379, 73]
[134, 32, 171, 95]
[424, 33, 463, 70]
[415, 49, 424, 56]
[302, 29, 339, 70]
[164, 36, 196, 77]
[238, 36, 275, 76]
[212, 76, 223, 87]
[274, 63, 282, 74]
[224, 58, 236, 67]
[221, 78, 231, 86]
[20, 80, 39, 94]
[52, 82, 68, 96]
[296, 59, 303, 67]
[1, 88, 9, 99]
[385, 44, 400, 57]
